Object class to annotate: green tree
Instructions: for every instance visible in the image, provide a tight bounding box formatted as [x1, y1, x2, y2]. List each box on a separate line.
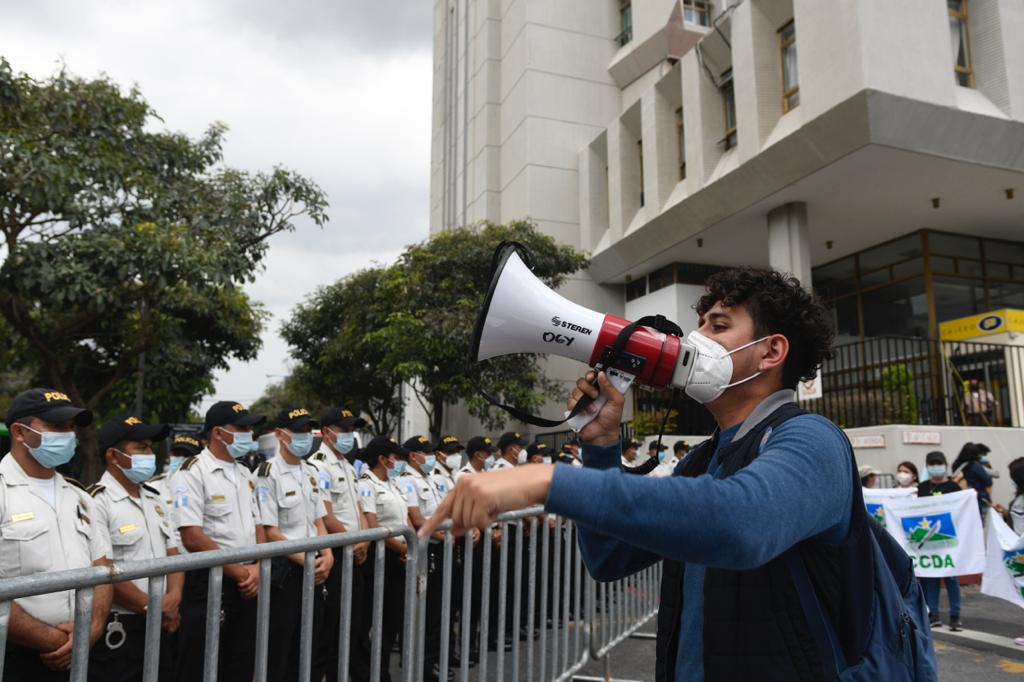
[280, 267, 404, 436]
[0, 58, 328, 480]
[370, 221, 588, 440]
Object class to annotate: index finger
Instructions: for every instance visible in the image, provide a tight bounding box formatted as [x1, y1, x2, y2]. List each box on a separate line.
[419, 493, 453, 539]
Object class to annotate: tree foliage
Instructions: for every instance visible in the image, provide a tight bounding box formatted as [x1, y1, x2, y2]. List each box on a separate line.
[0, 58, 328, 480]
[274, 221, 588, 440]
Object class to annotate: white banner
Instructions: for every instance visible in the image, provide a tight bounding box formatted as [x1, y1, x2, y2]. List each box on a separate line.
[981, 507, 1024, 609]
[881, 489, 984, 577]
[863, 487, 915, 528]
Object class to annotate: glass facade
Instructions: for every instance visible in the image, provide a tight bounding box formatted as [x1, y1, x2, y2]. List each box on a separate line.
[813, 229, 1024, 341]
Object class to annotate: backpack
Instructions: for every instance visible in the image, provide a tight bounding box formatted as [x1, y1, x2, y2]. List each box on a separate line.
[788, 452, 937, 680]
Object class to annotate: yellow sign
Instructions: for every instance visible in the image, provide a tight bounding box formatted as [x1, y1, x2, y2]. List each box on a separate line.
[939, 309, 1024, 341]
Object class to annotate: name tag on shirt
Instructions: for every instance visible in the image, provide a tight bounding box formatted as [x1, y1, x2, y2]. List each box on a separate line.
[211, 495, 226, 503]
[119, 524, 137, 534]
[285, 490, 296, 497]
[12, 512, 34, 522]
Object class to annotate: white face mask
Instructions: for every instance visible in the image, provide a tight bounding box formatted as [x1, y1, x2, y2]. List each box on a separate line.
[684, 331, 769, 404]
[895, 471, 915, 487]
[445, 453, 463, 470]
[517, 450, 528, 465]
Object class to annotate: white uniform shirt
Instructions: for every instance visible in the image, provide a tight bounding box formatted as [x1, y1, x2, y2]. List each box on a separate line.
[456, 462, 482, 482]
[308, 444, 364, 531]
[255, 459, 325, 540]
[358, 470, 408, 542]
[147, 473, 182, 550]
[650, 455, 680, 478]
[398, 468, 443, 519]
[172, 449, 258, 551]
[0, 454, 106, 625]
[490, 456, 516, 471]
[91, 471, 175, 614]
[429, 463, 456, 500]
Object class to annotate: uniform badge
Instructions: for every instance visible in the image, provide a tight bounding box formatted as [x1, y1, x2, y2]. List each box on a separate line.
[11, 511, 34, 522]
[248, 479, 256, 492]
[256, 484, 270, 503]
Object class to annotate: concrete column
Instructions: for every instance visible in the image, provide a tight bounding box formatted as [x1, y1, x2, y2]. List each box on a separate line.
[767, 202, 812, 289]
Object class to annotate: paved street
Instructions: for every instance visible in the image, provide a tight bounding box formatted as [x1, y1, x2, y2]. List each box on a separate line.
[571, 585, 1024, 681]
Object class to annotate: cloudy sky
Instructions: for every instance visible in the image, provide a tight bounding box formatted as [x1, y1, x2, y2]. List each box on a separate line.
[3, 0, 434, 410]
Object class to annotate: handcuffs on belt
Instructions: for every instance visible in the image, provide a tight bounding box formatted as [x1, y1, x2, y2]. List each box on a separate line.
[105, 612, 127, 650]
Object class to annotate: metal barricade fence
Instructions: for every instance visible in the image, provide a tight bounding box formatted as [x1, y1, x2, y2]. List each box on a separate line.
[0, 508, 659, 682]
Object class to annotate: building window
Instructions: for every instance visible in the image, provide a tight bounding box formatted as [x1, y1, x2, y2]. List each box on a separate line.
[684, 0, 711, 27]
[778, 20, 799, 111]
[721, 70, 737, 150]
[948, 0, 973, 87]
[637, 140, 645, 207]
[618, 0, 633, 46]
[625, 277, 648, 302]
[675, 107, 686, 180]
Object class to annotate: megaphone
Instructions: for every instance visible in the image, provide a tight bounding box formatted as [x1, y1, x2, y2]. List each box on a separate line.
[471, 243, 698, 431]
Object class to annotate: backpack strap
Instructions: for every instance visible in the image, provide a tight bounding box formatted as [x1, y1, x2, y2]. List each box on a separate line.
[785, 548, 844, 676]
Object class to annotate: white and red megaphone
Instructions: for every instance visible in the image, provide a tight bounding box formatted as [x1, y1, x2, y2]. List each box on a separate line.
[471, 243, 698, 431]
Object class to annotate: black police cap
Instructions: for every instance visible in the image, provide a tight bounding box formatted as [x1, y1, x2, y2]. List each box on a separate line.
[402, 435, 431, 452]
[5, 388, 93, 428]
[358, 436, 409, 464]
[673, 440, 690, 453]
[319, 406, 367, 430]
[497, 431, 528, 450]
[274, 407, 318, 431]
[435, 435, 464, 454]
[466, 435, 497, 454]
[98, 415, 171, 455]
[203, 401, 265, 435]
[526, 441, 549, 457]
[170, 434, 203, 457]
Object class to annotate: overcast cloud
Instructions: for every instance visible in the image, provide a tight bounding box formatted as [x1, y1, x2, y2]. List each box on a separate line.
[2, 0, 433, 409]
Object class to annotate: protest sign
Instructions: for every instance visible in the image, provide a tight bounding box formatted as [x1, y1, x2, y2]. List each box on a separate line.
[981, 507, 1024, 609]
[882, 489, 984, 577]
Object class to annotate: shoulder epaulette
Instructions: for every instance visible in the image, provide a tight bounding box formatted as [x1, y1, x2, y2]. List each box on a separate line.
[65, 477, 87, 492]
[257, 461, 273, 477]
[151, 473, 166, 482]
[399, 470, 413, 477]
[140, 483, 160, 496]
[180, 456, 199, 471]
[87, 483, 106, 497]
[311, 451, 326, 462]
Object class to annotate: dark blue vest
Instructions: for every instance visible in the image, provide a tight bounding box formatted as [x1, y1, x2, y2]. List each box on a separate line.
[653, 403, 872, 682]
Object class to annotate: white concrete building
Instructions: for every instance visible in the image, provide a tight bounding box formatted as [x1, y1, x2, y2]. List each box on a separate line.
[431, 0, 1024, 440]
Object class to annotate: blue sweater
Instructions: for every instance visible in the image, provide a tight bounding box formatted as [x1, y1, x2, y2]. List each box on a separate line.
[543, 412, 853, 681]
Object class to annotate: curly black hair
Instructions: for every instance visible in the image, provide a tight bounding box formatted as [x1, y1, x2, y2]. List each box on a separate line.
[695, 268, 835, 390]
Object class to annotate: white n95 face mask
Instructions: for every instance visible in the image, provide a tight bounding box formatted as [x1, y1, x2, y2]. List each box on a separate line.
[684, 331, 769, 404]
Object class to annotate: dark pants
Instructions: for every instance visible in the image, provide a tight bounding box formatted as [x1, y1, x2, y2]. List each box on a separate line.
[365, 548, 406, 682]
[266, 559, 328, 682]
[88, 612, 175, 681]
[325, 554, 373, 682]
[174, 569, 257, 682]
[4, 642, 70, 682]
[488, 528, 516, 647]
[922, 576, 961, 620]
[423, 543, 444, 671]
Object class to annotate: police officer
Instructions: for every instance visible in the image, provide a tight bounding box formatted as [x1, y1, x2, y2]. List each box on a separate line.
[396, 436, 451, 681]
[256, 407, 332, 682]
[621, 439, 640, 466]
[561, 437, 583, 467]
[651, 440, 687, 478]
[526, 441, 550, 464]
[0, 388, 112, 680]
[309, 406, 372, 682]
[457, 435, 495, 480]
[173, 401, 265, 682]
[88, 415, 181, 681]
[430, 435, 463, 499]
[151, 434, 203, 551]
[485, 432, 528, 649]
[358, 436, 412, 682]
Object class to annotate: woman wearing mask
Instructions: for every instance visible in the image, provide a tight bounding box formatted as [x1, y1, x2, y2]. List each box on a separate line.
[896, 461, 919, 489]
[952, 442, 993, 518]
[918, 451, 966, 631]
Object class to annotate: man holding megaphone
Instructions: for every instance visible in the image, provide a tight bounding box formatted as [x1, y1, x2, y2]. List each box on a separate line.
[421, 247, 935, 682]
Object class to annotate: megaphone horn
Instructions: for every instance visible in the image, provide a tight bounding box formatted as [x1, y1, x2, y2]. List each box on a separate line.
[471, 243, 697, 431]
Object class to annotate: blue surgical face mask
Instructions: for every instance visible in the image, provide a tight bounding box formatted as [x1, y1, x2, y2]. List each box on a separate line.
[927, 464, 947, 479]
[353, 459, 364, 477]
[23, 426, 78, 469]
[222, 429, 253, 460]
[422, 455, 436, 473]
[286, 432, 314, 458]
[658, 451, 666, 463]
[248, 440, 259, 453]
[118, 452, 156, 483]
[168, 455, 186, 474]
[389, 460, 407, 479]
[978, 455, 989, 464]
[333, 431, 356, 455]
